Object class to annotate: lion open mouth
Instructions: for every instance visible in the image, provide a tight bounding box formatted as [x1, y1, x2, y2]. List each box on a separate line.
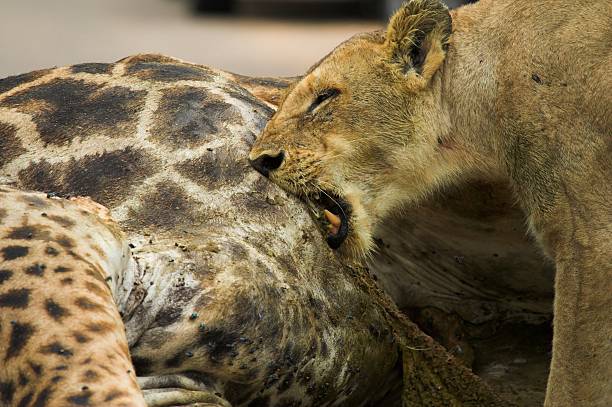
[310, 192, 351, 249]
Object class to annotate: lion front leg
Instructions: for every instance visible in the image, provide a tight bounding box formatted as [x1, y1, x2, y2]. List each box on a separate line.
[546, 246, 612, 406]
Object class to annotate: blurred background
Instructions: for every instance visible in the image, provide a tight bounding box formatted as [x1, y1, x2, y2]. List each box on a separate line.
[0, 0, 474, 78]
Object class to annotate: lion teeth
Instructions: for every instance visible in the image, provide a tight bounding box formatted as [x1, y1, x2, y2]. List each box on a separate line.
[323, 209, 341, 235]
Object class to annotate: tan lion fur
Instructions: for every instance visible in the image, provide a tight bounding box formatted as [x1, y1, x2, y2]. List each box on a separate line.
[250, 0, 612, 405]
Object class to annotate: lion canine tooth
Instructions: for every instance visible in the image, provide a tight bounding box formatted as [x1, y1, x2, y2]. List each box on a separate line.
[324, 209, 341, 228]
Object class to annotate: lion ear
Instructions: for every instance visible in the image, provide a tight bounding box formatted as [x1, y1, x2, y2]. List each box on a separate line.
[385, 0, 452, 84]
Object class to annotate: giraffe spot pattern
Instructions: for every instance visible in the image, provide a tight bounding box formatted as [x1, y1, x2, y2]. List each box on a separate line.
[0, 288, 31, 308]
[75, 297, 104, 311]
[174, 145, 249, 190]
[31, 386, 53, 407]
[27, 361, 42, 377]
[1, 246, 29, 260]
[125, 60, 215, 83]
[40, 342, 73, 358]
[0, 269, 13, 285]
[0, 78, 146, 146]
[0, 122, 26, 169]
[6, 225, 38, 240]
[25, 264, 46, 276]
[0, 68, 52, 95]
[45, 299, 71, 321]
[16, 391, 33, 407]
[18, 147, 160, 209]
[6, 322, 35, 360]
[150, 86, 243, 149]
[125, 181, 201, 231]
[0, 380, 15, 404]
[66, 389, 92, 406]
[46, 215, 76, 229]
[71, 63, 112, 75]
[73, 333, 91, 344]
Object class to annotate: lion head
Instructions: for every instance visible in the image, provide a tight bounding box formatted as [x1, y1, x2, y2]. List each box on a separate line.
[250, 0, 454, 258]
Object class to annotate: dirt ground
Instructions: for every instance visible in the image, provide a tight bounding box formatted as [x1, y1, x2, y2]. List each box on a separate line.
[408, 306, 551, 406]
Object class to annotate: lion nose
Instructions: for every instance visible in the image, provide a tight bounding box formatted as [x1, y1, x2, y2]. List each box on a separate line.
[249, 151, 285, 177]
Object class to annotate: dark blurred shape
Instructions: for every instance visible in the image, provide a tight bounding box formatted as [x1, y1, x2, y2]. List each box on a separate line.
[193, 0, 235, 13]
[191, 0, 478, 19]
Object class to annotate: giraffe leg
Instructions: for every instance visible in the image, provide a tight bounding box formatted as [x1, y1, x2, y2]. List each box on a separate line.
[0, 186, 146, 406]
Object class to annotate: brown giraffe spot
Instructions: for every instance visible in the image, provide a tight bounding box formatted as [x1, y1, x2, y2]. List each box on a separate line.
[0, 68, 52, 94]
[56, 234, 75, 249]
[54, 266, 71, 273]
[85, 268, 106, 283]
[0, 380, 15, 404]
[60, 277, 74, 285]
[28, 361, 42, 376]
[0, 269, 13, 285]
[18, 372, 28, 386]
[19, 194, 49, 209]
[75, 297, 104, 311]
[16, 160, 63, 197]
[0, 288, 31, 308]
[223, 83, 275, 119]
[15, 391, 33, 407]
[0, 78, 146, 146]
[117, 54, 178, 65]
[197, 325, 242, 363]
[150, 86, 243, 149]
[1, 245, 29, 260]
[73, 332, 91, 344]
[231, 73, 292, 91]
[125, 181, 201, 231]
[82, 369, 99, 382]
[104, 389, 127, 402]
[40, 342, 73, 358]
[152, 285, 200, 328]
[66, 389, 92, 406]
[175, 145, 249, 190]
[97, 364, 114, 375]
[125, 60, 215, 82]
[0, 122, 25, 168]
[6, 225, 36, 240]
[18, 148, 159, 209]
[0, 208, 7, 223]
[45, 298, 71, 321]
[47, 215, 76, 228]
[32, 386, 54, 407]
[153, 305, 182, 327]
[71, 62, 112, 75]
[231, 177, 283, 218]
[84, 281, 110, 299]
[164, 350, 188, 368]
[25, 263, 46, 276]
[45, 246, 60, 256]
[6, 322, 35, 359]
[7, 224, 54, 242]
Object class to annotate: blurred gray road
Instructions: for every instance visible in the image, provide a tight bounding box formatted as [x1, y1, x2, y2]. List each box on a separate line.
[0, 0, 381, 78]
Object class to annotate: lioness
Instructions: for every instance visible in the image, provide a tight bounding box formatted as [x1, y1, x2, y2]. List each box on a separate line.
[249, 0, 612, 405]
